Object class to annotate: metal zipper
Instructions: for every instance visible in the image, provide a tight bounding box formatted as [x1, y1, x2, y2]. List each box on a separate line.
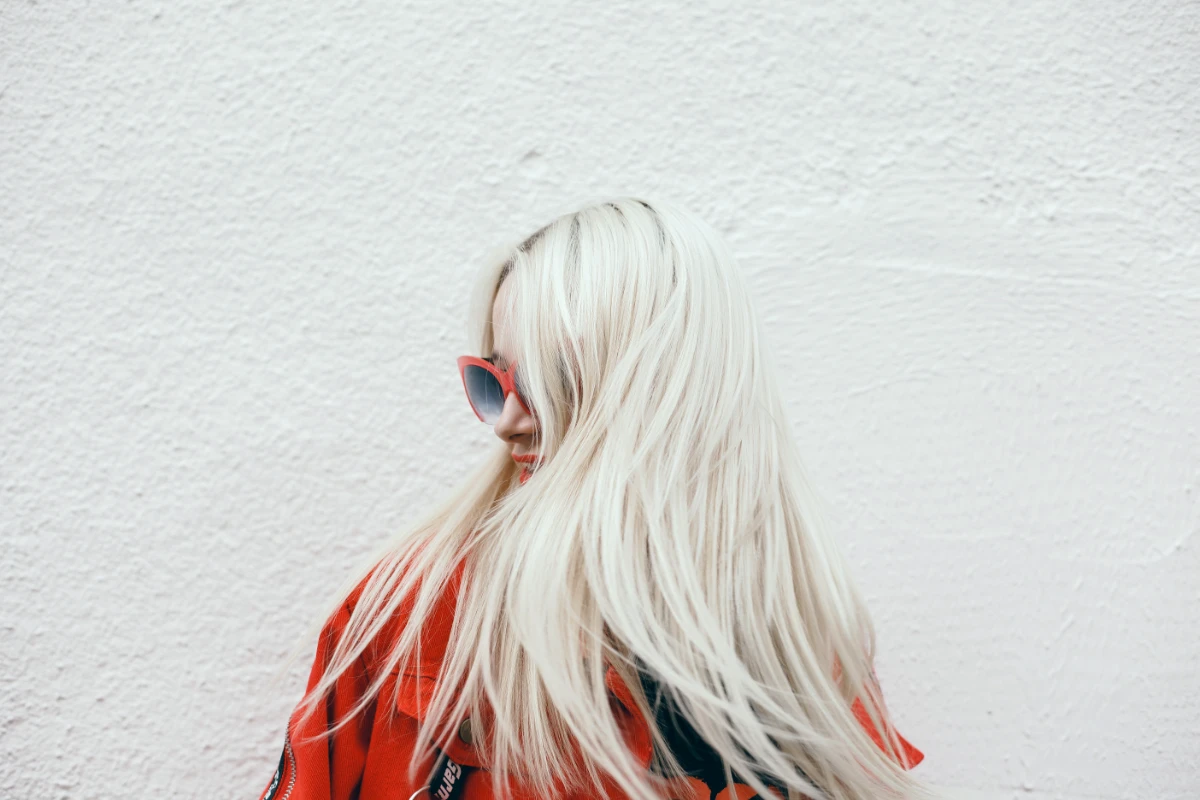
[278, 733, 297, 800]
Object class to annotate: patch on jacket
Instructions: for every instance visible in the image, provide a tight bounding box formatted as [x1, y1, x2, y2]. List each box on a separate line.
[429, 750, 470, 800]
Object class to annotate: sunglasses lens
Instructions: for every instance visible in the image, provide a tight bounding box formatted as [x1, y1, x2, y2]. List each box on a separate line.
[463, 364, 505, 424]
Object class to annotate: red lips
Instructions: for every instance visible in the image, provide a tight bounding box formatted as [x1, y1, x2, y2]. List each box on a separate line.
[513, 453, 539, 484]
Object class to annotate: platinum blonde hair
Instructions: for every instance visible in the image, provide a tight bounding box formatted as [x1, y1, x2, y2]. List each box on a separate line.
[287, 197, 931, 800]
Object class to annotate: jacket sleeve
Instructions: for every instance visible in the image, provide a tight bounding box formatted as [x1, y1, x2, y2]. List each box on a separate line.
[258, 595, 375, 800]
[851, 694, 924, 770]
[660, 700, 923, 800]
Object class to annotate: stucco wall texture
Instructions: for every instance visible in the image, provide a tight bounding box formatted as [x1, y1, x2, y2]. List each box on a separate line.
[3, 1, 1197, 798]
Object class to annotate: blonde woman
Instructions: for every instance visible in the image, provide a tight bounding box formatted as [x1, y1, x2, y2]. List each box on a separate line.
[257, 198, 929, 800]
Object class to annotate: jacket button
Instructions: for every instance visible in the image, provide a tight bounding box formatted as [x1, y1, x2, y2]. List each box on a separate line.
[457, 718, 473, 745]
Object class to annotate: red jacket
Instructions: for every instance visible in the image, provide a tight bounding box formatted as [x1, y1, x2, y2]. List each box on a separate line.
[258, 560, 923, 800]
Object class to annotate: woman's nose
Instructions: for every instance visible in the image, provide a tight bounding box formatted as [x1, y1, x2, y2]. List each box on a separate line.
[492, 392, 535, 442]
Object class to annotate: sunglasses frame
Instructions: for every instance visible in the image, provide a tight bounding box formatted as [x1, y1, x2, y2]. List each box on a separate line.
[457, 355, 534, 423]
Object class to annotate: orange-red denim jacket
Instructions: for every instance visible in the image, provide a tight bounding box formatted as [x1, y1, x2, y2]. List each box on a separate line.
[258, 559, 923, 800]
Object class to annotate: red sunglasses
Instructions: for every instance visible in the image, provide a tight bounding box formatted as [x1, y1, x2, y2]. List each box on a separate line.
[457, 355, 534, 424]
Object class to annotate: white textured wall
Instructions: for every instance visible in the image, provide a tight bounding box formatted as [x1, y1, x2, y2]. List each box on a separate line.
[3, 2, 1197, 798]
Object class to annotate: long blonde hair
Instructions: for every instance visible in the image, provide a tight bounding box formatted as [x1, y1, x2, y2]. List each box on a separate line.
[287, 197, 930, 800]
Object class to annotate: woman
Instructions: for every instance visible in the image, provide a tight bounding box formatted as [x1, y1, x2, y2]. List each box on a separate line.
[258, 198, 928, 800]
